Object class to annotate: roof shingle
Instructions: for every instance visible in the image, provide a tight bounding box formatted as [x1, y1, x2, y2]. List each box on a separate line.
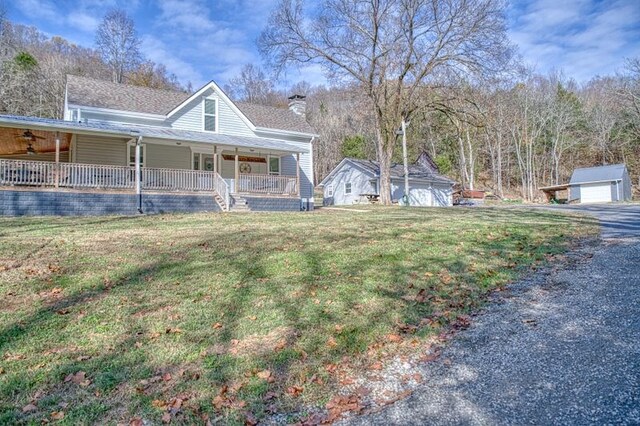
[66, 75, 316, 134]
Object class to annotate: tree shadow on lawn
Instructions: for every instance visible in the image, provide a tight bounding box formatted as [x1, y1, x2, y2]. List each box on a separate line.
[0, 209, 590, 423]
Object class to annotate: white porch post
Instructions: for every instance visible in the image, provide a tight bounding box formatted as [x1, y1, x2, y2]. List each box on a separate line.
[213, 145, 218, 174]
[135, 136, 142, 195]
[234, 148, 239, 193]
[54, 132, 60, 188]
[296, 153, 301, 197]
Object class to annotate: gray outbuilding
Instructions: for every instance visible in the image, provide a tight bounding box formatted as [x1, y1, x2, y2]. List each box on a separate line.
[319, 154, 455, 207]
[569, 164, 632, 203]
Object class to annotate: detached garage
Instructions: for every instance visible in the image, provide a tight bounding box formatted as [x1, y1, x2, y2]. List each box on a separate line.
[320, 154, 455, 207]
[569, 164, 632, 204]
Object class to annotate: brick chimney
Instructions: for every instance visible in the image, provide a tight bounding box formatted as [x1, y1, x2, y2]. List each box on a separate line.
[288, 94, 306, 116]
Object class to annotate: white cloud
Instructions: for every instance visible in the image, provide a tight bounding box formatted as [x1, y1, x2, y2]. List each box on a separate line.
[13, 0, 59, 21]
[141, 35, 205, 86]
[509, 0, 640, 81]
[67, 12, 100, 32]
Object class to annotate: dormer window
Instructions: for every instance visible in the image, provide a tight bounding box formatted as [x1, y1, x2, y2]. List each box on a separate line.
[203, 98, 217, 132]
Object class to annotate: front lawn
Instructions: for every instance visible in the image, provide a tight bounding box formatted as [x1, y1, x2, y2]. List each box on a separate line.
[0, 207, 596, 424]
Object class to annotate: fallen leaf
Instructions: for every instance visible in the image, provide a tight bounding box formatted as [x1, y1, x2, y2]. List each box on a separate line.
[152, 399, 167, 409]
[163, 373, 172, 382]
[64, 371, 91, 387]
[50, 411, 65, 420]
[244, 412, 258, 426]
[415, 289, 428, 303]
[212, 322, 223, 329]
[413, 373, 423, 383]
[286, 385, 303, 397]
[130, 417, 143, 426]
[334, 324, 344, 333]
[162, 412, 171, 423]
[248, 316, 257, 321]
[386, 334, 402, 343]
[370, 362, 383, 370]
[22, 403, 38, 413]
[327, 336, 338, 348]
[256, 370, 272, 381]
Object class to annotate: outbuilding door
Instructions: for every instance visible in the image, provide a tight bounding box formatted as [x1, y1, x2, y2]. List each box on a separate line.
[580, 183, 612, 203]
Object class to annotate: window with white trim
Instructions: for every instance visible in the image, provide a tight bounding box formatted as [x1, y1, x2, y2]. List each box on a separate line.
[345, 182, 352, 194]
[127, 142, 146, 167]
[327, 184, 334, 197]
[269, 156, 280, 175]
[203, 98, 217, 132]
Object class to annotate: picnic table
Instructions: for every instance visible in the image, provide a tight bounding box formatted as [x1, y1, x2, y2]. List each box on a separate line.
[360, 193, 380, 204]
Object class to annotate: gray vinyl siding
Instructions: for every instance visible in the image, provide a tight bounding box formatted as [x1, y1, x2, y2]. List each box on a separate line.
[169, 97, 202, 131]
[168, 89, 254, 137]
[569, 185, 580, 201]
[146, 143, 191, 169]
[623, 170, 632, 200]
[218, 97, 254, 137]
[323, 166, 375, 206]
[278, 143, 314, 208]
[0, 152, 69, 162]
[75, 135, 128, 166]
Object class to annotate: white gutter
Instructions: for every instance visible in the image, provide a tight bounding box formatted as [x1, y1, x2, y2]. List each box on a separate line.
[67, 104, 167, 121]
[571, 179, 622, 186]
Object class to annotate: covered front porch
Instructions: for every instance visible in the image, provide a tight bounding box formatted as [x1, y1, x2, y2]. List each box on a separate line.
[0, 118, 305, 212]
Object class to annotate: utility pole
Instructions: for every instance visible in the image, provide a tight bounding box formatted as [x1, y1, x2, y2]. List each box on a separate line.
[401, 118, 410, 206]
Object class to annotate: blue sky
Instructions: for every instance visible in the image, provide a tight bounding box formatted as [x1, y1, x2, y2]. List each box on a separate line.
[5, 0, 640, 88]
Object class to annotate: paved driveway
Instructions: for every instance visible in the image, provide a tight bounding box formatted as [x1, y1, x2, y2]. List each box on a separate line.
[346, 204, 640, 425]
[543, 204, 640, 240]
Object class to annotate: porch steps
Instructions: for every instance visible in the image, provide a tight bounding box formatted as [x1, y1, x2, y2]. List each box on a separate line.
[213, 193, 228, 212]
[229, 194, 250, 212]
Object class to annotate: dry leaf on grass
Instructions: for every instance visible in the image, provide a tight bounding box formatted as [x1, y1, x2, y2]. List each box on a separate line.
[22, 403, 37, 413]
[244, 412, 258, 426]
[370, 362, 383, 370]
[64, 371, 91, 387]
[286, 385, 303, 397]
[162, 412, 171, 423]
[50, 411, 65, 420]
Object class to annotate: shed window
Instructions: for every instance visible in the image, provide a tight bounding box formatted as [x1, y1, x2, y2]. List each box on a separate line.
[203, 98, 217, 132]
[327, 184, 334, 197]
[345, 182, 352, 194]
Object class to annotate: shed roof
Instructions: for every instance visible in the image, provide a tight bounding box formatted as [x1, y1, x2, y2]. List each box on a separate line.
[570, 164, 628, 184]
[66, 75, 315, 134]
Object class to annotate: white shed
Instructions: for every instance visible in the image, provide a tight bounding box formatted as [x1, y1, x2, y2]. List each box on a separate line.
[319, 155, 455, 207]
[569, 164, 632, 203]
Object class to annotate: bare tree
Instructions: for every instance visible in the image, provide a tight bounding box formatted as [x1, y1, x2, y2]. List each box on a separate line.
[225, 64, 280, 105]
[96, 9, 141, 84]
[260, 0, 511, 204]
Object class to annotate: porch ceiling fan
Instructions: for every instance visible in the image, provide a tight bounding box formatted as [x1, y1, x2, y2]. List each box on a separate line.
[14, 130, 45, 155]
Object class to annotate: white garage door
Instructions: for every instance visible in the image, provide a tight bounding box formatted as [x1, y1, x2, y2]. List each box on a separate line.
[408, 186, 432, 206]
[580, 183, 611, 203]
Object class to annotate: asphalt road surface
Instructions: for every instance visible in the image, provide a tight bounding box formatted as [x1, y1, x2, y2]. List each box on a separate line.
[347, 204, 640, 425]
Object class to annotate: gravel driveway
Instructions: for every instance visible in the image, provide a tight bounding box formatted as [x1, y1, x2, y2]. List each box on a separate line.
[346, 204, 640, 425]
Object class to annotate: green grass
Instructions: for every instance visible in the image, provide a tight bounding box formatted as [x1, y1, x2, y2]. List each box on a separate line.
[0, 207, 597, 424]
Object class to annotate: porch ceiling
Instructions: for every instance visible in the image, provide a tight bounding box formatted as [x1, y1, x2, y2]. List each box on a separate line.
[0, 126, 71, 156]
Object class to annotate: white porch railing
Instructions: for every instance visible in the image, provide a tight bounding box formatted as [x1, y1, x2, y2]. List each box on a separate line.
[237, 174, 298, 196]
[0, 159, 57, 186]
[0, 159, 288, 203]
[61, 163, 134, 189]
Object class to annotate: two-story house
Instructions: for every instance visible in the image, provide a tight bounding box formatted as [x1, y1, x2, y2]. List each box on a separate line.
[0, 75, 318, 215]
